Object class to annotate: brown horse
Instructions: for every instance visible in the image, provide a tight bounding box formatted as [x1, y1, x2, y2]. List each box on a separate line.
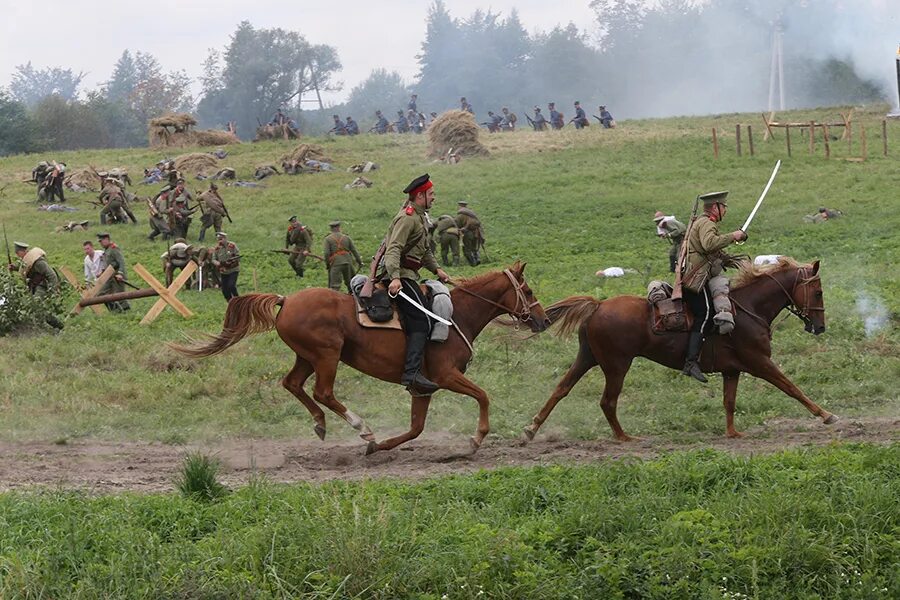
[174, 262, 549, 454]
[523, 258, 838, 442]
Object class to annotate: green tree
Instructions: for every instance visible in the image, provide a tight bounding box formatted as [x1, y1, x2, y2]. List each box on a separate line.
[9, 63, 84, 107]
[343, 69, 410, 131]
[0, 91, 40, 155]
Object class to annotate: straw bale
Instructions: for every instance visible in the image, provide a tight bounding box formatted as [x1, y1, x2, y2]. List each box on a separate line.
[173, 153, 219, 175]
[280, 143, 332, 165]
[149, 113, 197, 129]
[428, 110, 489, 158]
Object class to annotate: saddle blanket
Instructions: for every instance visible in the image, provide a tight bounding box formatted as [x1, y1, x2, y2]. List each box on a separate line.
[350, 275, 453, 341]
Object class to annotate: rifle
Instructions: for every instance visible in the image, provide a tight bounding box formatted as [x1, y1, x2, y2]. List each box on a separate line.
[3, 223, 11, 266]
[359, 240, 386, 299]
[524, 114, 535, 126]
[479, 239, 490, 262]
[270, 249, 324, 261]
[671, 194, 702, 300]
[222, 203, 232, 224]
[592, 115, 602, 123]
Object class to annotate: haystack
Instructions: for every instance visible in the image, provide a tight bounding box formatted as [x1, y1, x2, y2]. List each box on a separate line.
[149, 113, 241, 148]
[280, 143, 332, 165]
[65, 168, 102, 190]
[174, 153, 219, 176]
[428, 110, 489, 158]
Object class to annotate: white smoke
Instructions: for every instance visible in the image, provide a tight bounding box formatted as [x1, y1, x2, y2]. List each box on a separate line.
[855, 291, 889, 337]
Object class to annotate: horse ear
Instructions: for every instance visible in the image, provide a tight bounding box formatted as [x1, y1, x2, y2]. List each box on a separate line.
[812, 259, 820, 275]
[512, 261, 526, 277]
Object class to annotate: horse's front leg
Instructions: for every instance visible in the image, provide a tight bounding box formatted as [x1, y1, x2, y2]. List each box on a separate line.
[750, 358, 838, 425]
[722, 372, 743, 437]
[365, 394, 432, 455]
[436, 370, 491, 452]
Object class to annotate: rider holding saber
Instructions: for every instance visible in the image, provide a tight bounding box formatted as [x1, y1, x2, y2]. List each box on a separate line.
[380, 174, 451, 394]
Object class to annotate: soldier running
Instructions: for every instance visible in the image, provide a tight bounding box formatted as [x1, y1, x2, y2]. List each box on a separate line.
[7, 241, 63, 329]
[197, 182, 229, 242]
[97, 232, 130, 312]
[285, 215, 313, 277]
[435, 214, 461, 267]
[653, 211, 687, 273]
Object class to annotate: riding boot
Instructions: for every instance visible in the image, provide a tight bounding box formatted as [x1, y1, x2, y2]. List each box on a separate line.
[401, 332, 439, 394]
[682, 331, 708, 383]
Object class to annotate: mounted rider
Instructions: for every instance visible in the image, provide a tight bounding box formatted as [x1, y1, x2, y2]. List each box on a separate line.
[379, 174, 451, 394]
[679, 191, 747, 383]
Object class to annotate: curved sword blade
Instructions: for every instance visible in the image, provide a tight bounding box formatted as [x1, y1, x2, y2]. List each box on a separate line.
[741, 159, 781, 233]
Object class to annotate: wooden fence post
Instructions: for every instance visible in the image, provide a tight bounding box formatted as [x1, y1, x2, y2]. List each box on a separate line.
[786, 125, 792, 157]
[861, 124, 867, 160]
[712, 127, 719, 159]
[748, 125, 755, 156]
[846, 121, 852, 156]
[883, 119, 888, 156]
[809, 121, 815, 154]
[822, 125, 830, 159]
[736, 124, 742, 156]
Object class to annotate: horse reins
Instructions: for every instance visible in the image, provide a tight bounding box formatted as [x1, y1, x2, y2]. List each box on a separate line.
[453, 269, 538, 324]
[731, 266, 822, 332]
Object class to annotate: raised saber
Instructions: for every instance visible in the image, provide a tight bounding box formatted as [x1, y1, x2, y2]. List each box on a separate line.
[741, 159, 781, 233]
[392, 289, 451, 325]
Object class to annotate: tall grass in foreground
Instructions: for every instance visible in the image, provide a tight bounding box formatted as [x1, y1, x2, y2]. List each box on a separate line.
[0, 444, 896, 599]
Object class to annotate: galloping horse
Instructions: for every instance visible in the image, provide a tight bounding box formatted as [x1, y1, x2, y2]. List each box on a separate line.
[524, 258, 837, 442]
[174, 262, 549, 454]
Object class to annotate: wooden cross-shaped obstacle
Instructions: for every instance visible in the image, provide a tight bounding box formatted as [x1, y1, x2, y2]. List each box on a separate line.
[66, 262, 197, 325]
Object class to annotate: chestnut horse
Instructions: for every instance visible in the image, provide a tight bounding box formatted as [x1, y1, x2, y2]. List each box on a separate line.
[174, 262, 549, 454]
[523, 258, 838, 442]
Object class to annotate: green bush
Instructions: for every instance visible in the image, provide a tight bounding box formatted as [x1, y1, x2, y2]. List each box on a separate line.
[175, 452, 229, 502]
[0, 269, 67, 336]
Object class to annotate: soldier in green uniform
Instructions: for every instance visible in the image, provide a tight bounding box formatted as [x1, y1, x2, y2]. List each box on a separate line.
[147, 191, 172, 241]
[679, 191, 747, 382]
[455, 200, 484, 266]
[197, 183, 228, 242]
[97, 232, 131, 312]
[212, 231, 240, 300]
[285, 215, 313, 277]
[323, 221, 362, 292]
[99, 178, 137, 225]
[435, 214, 461, 266]
[380, 173, 451, 394]
[7, 241, 64, 329]
[169, 196, 196, 240]
[653, 211, 687, 273]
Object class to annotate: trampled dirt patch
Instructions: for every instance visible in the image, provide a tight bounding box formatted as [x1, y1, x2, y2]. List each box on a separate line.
[0, 417, 896, 493]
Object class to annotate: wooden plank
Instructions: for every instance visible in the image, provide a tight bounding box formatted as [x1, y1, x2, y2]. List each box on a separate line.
[712, 127, 719, 158]
[69, 266, 114, 315]
[134, 263, 195, 325]
[809, 121, 815, 154]
[762, 112, 775, 141]
[822, 124, 830, 159]
[59, 266, 105, 315]
[861, 124, 867, 160]
[883, 119, 888, 156]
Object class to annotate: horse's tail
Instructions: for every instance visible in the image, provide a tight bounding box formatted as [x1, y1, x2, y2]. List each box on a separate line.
[170, 294, 284, 358]
[546, 296, 603, 337]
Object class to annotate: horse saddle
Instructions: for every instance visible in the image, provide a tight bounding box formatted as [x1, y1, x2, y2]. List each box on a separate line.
[647, 280, 693, 334]
[350, 276, 453, 342]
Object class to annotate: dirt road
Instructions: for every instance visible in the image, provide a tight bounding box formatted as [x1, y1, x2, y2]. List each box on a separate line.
[0, 417, 895, 493]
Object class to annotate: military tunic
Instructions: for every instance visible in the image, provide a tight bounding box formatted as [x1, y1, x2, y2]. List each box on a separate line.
[286, 223, 313, 276]
[20, 255, 59, 298]
[435, 214, 460, 266]
[324, 232, 362, 292]
[659, 217, 687, 273]
[382, 204, 440, 281]
[456, 208, 483, 266]
[213, 241, 240, 300]
[198, 190, 226, 240]
[100, 243, 130, 311]
[682, 216, 735, 293]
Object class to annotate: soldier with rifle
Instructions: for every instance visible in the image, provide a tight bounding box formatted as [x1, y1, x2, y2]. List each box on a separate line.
[371, 110, 390, 134]
[6, 238, 64, 329]
[572, 101, 589, 129]
[483, 111, 502, 133]
[526, 107, 548, 131]
[329, 115, 348, 135]
[147, 190, 172, 241]
[394, 111, 410, 133]
[500, 107, 516, 131]
[548, 103, 564, 130]
[97, 232, 130, 312]
[168, 196, 196, 239]
[285, 215, 313, 277]
[197, 182, 231, 242]
[323, 220, 362, 292]
[99, 177, 137, 225]
[212, 231, 240, 300]
[435, 214, 461, 267]
[363, 174, 451, 394]
[595, 105, 615, 128]
[653, 211, 686, 273]
[345, 116, 360, 136]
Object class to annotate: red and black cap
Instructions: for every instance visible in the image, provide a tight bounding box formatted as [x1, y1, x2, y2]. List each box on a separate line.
[403, 173, 432, 195]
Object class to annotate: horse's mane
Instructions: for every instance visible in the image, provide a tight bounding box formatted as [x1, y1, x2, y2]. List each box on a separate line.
[451, 262, 522, 290]
[730, 256, 801, 289]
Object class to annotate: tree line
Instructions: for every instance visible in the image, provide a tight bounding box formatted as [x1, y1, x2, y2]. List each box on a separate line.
[0, 0, 887, 155]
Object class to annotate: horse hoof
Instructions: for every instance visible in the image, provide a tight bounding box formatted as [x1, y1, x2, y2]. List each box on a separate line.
[365, 441, 379, 456]
[522, 427, 535, 443]
[727, 430, 745, 439]
[314, 425, 326, 441]
[823, 413, 839, 425]
[469, 437, 482, 454]
[359, 432, 375, 442]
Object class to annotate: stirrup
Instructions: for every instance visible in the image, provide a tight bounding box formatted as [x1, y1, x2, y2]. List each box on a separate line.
[402, 372, 439, 394]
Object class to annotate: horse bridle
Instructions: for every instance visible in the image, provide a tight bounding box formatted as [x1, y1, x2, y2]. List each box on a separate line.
[765, 266, 823, 330]
[456, 269, 538, 323]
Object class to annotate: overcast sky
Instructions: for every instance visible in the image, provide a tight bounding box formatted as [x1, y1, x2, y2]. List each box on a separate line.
[0, 0, 598, 105]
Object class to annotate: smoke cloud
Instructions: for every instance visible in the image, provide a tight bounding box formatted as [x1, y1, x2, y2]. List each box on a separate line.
[855, 291, 889, 337]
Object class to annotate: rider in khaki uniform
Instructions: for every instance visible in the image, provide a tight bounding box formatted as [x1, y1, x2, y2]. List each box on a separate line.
[679, 191, 747, 382]
[380, 174, 451, 394]
[323, 221, 362, 292]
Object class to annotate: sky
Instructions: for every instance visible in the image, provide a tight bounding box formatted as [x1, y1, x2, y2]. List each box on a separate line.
[0, 0, 598, 106]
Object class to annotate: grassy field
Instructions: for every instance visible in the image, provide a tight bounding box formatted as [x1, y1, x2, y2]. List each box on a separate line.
[0, 444, 897, 598]
[0, 104, 897, 448]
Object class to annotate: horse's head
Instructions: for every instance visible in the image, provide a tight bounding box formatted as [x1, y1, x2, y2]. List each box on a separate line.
[791, 260, 826, 335]
[502, 261, 550, 333]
